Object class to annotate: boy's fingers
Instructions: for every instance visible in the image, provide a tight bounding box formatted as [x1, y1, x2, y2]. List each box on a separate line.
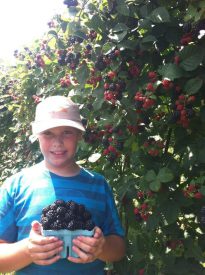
[31, 220, 42, 235]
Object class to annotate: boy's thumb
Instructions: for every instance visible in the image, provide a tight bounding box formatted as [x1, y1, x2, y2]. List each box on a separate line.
[31, 220, 42, 235]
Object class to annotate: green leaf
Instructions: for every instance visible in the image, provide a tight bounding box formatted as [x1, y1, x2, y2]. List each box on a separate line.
[150, 7, 170, 23]
[102, 42, 116, 55]
[108, 31, 127, 43]
[87, 14, 105, 33]
[116, 0, 130, 16]
[200, 106, 205, 122]
[161, 200, 179, 224]
[199, 186, 205, 195]
[149, 179, 161, 192]
[142, 35, 156, 43]
[184, 77, 203, 95]
[158, 63, 184, 80]
[76, 64, 90, 87]
[157, 167, 174, 183]
[146, 213, 161, 230]
[48, 30, 58, 37]
[145, 170, 157, 182]
[118, 40, 138, 50]
[112, 23, 129, 33]
[180, 45, 205, 71]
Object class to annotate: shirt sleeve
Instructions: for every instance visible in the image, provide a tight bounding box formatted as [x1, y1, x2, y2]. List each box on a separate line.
[101, 180, 125, 237]
[0, 181, 18, 242]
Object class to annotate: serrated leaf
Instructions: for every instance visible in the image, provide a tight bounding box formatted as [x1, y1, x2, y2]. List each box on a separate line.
[180, 45, 205, 71]
[149, 179, 161, 192]
[118, 40, 138, 50]
[102, 42, 116, 55]
[157, 167, 174, 183]
[142, 35, 156, 43]
[184, 77, 203, 95]
[76, 64, 90, 87]
[116, 1, 130, 16]
[112, 23, 129, 33]
[48, 30, 58, 37]
[108, 31, 127, 43]
[146, 213, 161, 230]
[161, 201, 179, 224]
[150, 7, 170, 23]
[158, 63, 184, 80]
[200, 106, 205, 122]
[145, 170, 157, 182]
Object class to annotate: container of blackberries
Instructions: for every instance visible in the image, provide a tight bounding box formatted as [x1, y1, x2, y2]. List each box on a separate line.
[40, 199, 95, 258]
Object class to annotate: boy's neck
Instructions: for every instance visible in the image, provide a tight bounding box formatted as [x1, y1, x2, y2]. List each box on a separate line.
[42, 161, 81, 177]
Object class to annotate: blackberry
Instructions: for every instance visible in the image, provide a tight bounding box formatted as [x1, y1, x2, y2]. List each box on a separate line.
[78, 204, 86, 216]
[67, 220, 77, 230]
[65, 210, 76, 222]
[56, 206, 67, 217]
[83, 210, 92, 221]
[45, 210, 55, 222]
[85, 220, 95, 230]
[69, 201, 78, 214]
[41, 199, 95, 231]
[55, 200, 66, 207]
[42, 206, 51, 215]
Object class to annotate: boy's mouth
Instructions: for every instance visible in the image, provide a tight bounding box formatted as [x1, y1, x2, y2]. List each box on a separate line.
[51, 151, 66, 155]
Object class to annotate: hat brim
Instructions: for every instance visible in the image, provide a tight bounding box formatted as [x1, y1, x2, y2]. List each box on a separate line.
[32, 118, 85, 135]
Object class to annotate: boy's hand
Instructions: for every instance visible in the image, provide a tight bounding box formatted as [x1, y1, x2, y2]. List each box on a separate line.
[27, 221, 63, 265]
[67, 226, 105, 263]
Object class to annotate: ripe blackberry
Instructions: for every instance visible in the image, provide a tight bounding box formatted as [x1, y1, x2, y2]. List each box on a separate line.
[78, 204, 86, 216]
[55, 200, 66, 207]
[42, 206, 51, 215]
[65, 211, 76, 222]
[67, 220, 77, 230]
[45, 210, 55, 222]
[56, 206, 67, 217]
[83, 210, 92, 221]
[69, 201, 78, 214]
[85, 220, 95, 230]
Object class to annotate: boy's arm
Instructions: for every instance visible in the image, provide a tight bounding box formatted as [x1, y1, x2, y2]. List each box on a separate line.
[98, 234, 125, 262]
[0, 222, 63, 273]
[0, 239, 32, 273]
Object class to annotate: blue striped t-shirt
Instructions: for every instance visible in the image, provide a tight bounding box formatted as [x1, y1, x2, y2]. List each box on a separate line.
[0, 162, 124, 274]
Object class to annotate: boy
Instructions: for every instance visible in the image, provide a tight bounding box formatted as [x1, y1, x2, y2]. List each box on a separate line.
[0, 96, 125, 274]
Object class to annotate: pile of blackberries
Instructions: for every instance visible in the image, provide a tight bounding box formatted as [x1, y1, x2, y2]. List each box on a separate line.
[40, 200, 95, 231]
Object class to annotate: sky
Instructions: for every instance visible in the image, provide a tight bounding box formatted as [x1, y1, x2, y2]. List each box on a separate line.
[0, 0, 66, 64]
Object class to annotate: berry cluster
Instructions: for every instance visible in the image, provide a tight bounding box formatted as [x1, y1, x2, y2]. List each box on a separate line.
[143, 138, 165, 157]
[86, 68, 102, 87]
[134, 191, 154, 222]
[35, 54, 45, 68]
[104, 80, 126, 104]
[40, 200, 95, 231]
[87, 29, 97, 41]
[57, 50, 81, 70]
[170, 94, 195, 128]
[134, 91, 156, 111]
[101, 124, 124, 163]
[161, 79, 174, 90]
[95, 55, 109, 71]
[60, 75, 71, 88]
[32, 95, 41, 104]
[128, 61, 140, 77]
[183, 184, 203, 199]
[180, 32, 193, 45]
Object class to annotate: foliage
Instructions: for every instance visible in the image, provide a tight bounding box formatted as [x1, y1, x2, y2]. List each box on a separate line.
[1, 0, 205, 274]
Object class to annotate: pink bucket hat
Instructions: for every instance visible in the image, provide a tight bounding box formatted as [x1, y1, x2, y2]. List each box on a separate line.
[31, 96, 85, 136]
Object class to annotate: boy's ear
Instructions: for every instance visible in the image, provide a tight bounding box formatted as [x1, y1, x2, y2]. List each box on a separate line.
[78, 131, 83, 141]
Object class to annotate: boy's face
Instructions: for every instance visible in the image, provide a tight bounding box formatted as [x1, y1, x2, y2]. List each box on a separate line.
[38, 126, 82, 175]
